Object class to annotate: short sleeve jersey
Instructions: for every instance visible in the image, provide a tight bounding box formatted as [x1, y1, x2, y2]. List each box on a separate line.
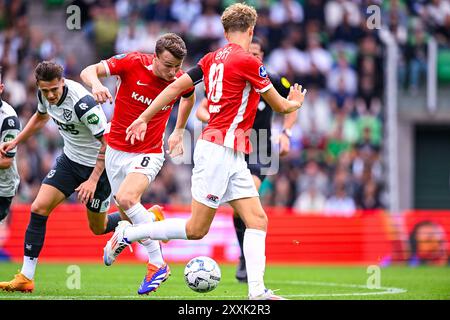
[0, 99, 20, 197]
[37, 79, 107, 167]
[102, 52, 194, 153]
[198, 43, 273, 153]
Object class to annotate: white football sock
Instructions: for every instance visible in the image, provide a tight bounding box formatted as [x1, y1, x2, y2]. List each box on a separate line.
[124, 203, 155, 225]
[125, 219, 187, 242]
[124, 203, 164, 267]
[244, 228, 267, 297]
[21, 256, 38, 280]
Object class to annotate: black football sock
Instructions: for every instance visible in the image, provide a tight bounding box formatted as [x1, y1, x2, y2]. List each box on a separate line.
[24, 212, 48, 258]
[103, 212, 122, 234]
[233, 216, 246, 259]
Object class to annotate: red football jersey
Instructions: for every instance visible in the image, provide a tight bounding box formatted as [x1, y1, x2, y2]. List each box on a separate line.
[198, 43, 273, 154]
[102, 52, 194, 153]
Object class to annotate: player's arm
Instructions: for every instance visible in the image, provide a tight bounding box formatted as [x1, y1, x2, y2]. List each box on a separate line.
[80, 62, 113, 104]
[75, 134, 106, 204]
[74, 96, 108, 204]
[245, 57, 306, 114]
[195, 98, 210, 123]
[144, 74, 194, 123]
[0, 154, 14, 169]
[0, 112, 49, 157]
[126, 72, 197, 144]
[174, 90, 196, 132]
[167, 89, 196, 157]
[278, 110, 297, 157]
[0, 114, 21, 168]
[261, 84, 306, 114]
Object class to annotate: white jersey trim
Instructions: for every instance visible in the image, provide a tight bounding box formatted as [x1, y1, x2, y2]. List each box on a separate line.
[255, 83, 273, 93]
[102, 60, 111, 77]
[224, 81, 251, 149]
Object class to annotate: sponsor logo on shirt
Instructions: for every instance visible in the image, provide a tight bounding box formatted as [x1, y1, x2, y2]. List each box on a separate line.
[136, 80, 149, 86]
[209, 105, 221, 113]
[79, 102, 89, 110]
[132, 92, 153, 106]
[3, 133, 14, 142]
[87, 114, 100, 125]
[131, 92, 171, 110]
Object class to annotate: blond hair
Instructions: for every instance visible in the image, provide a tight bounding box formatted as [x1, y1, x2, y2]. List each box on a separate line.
[221, 3, 258, 33]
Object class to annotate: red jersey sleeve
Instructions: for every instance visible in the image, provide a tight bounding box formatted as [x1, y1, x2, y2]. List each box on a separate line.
[241, 55, 273, 93]
[102, 52, 136, 77]
[197, 52, 212, 76]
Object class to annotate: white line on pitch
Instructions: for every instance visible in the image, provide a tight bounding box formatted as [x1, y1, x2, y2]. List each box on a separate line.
[0, 280, 407, 300]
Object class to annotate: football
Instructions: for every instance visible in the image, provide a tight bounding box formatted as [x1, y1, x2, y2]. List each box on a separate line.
[184, 256, 221, 293]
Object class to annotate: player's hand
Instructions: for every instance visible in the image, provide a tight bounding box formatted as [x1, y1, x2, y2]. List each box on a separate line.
[278, 133, 291, 157]
[92, 84, 113, 104]
[75, 179, 97, 205]
[287, 83, 307, 110]
[0, 141, 17, 157]
[167, 129, 184, 158]
[126, 117, 147, 145]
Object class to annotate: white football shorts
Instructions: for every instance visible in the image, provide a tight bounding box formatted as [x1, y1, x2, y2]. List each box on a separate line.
[105, 145, 165, 195]
[191, 139, 259, 209]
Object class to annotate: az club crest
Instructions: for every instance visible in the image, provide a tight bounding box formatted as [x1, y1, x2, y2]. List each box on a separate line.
[63, 109, 72, 121]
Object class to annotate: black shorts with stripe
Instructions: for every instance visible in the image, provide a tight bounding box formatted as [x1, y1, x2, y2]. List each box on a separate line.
[42, 153, 111, 213]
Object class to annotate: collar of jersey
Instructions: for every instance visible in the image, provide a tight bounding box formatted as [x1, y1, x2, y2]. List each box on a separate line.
[55, 85, 69, 106]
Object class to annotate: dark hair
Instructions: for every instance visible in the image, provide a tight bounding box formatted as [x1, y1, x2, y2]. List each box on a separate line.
[251, 36, 265, 52]
[155, 33, 187, 60]
[409, 221, 437, 257]
[0, 66, 2, 82]
[35, 61, 64, 82]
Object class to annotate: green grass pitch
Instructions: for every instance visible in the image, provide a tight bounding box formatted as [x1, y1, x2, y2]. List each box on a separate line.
[0, 262, 449, 300]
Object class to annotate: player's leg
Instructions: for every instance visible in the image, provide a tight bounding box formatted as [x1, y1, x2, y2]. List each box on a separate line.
[107, 150, 171, 294]
[114, 172, 171, 293]
[228, 196, 284, 300]
[224, 154, 285, 300]
[0, 184, 66, 292]
[118, 198, 217, 242]
[110, 139, 225, 243]
[114, 172, 165, 247]
[84, 169, 120, 235]
[233, 174, 262, 283]
[0, 196, 13, 224]
[230, 196, 285, 300]
[0, 154, 81, 292]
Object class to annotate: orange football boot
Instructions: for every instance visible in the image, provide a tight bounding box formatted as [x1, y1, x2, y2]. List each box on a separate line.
[0, 273, 34, 293]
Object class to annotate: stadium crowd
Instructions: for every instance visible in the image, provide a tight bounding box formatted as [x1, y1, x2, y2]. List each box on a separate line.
[1, 0, 449, 216]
